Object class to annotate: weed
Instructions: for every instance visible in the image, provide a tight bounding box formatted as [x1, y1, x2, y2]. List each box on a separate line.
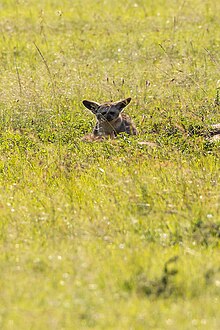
[135, 256, 180, 298]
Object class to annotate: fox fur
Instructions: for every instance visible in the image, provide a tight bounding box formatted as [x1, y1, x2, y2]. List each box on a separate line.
[82, 97, 137, 140]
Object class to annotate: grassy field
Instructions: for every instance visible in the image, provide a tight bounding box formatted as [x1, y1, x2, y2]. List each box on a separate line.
[0, 0, 220, 329]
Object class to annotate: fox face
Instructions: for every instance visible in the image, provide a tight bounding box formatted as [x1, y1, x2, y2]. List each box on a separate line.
[82, 97, 137, 138]
[82, 97, 131, 122]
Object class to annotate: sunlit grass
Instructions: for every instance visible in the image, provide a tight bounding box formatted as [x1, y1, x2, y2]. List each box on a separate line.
[0, 0, 220, 329]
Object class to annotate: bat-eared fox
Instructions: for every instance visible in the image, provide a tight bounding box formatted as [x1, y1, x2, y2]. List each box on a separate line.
[82, 97, 137, 140]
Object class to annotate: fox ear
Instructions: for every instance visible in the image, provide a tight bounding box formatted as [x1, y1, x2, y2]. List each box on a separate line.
[115, 97, 131, 111]
[82, 100, 100, 113]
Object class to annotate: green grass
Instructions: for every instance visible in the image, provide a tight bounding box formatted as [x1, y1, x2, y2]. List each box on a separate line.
[0, 0, 220, 329]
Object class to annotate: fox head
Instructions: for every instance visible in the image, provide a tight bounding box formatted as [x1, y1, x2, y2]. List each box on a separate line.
[82, 97, 131, 122]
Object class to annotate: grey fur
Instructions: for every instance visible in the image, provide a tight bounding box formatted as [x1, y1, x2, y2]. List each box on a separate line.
[82, 97, 137, 138]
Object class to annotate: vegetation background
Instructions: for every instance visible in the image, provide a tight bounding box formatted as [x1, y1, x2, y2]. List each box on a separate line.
[0, 0, 220, 329]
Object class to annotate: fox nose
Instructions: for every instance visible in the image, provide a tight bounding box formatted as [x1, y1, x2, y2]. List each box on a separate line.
[106, 114, 113, 121]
